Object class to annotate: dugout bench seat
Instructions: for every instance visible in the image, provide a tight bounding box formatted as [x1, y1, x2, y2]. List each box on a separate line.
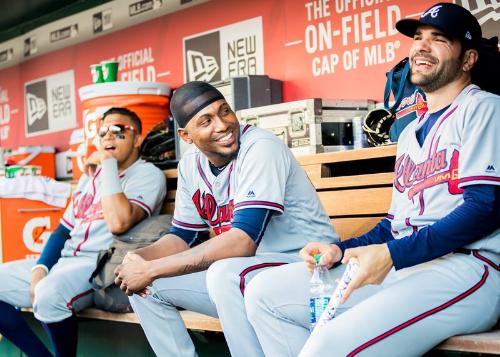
[18, 145, 500, 355]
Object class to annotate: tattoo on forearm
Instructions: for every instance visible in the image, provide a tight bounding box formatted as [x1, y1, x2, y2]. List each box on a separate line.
[181, 256, 215, 275]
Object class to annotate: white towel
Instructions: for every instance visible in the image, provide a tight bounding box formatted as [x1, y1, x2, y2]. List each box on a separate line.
[0, 176, 71, 208]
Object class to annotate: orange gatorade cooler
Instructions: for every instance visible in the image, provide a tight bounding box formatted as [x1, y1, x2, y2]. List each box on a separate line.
[5, 146, 56, 178]
[78, 82, 171, 161]
[68, 128, 85, 180]
[0, 198, 66, 262]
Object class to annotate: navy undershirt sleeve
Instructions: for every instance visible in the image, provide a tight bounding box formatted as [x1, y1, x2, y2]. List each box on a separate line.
[170, 208, 273, 246]
[36, 223, 71, 270]
[170, 226, 209, 246]
[387, 184, 499, 270]
[335, 218, 394, 256]
[232, 208, 274, 245]
[335, 185, 499, 270]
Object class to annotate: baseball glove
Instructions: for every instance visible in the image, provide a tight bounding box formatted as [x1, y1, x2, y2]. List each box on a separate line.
[362, 108, 395, 147]
[140, 118, 177, 169]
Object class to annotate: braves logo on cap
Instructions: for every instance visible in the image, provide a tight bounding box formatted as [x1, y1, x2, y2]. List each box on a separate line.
[421, 5, 442, 19]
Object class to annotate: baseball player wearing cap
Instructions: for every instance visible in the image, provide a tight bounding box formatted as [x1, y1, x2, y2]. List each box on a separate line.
[244, 3, 500, 356]
[0, 107, 166, 356]
[114, 81, 338, 357]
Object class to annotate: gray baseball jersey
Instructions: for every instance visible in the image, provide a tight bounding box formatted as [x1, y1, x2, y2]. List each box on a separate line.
[172, 124, 338, 253]
[60, 158, 167, 258]
[388, 84, 500, 253]
[131, 125, 339, 357]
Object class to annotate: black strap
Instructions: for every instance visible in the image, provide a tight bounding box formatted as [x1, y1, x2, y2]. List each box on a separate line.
[89, 249, 113, 282]
[454, 248, 473, 255]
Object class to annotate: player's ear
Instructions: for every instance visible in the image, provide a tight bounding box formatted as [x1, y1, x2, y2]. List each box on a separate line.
[133, 131, 143, 149]
[178, 127, 193, 144]
[462, 48, 478, 72]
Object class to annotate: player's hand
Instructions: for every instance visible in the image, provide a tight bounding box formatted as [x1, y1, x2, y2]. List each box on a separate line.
[30, 267, 48, 304]
[299, 242, 342, 272]
[83, 150, 114, 176]
[114, 252, 153, 296]
[341, 244, 393, 303]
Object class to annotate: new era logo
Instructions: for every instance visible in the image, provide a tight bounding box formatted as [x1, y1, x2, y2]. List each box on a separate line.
[26, 93, 47, 126]
[486, 165, 496, 173]
[186, 50, 219, 82]
[246, 190, 256, 198]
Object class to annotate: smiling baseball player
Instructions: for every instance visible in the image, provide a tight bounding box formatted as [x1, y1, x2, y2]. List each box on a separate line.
[244, 3, 499, 356]
[114, 81, 339, 357]
[0, 107, 166, 356]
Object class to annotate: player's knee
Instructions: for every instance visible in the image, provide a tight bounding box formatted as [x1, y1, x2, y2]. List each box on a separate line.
[33, 281, 67, 321]
[206, 259, 240, 304]
[243, 273, 268, 323]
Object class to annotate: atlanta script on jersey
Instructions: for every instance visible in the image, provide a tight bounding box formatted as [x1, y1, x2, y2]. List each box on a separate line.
[388, 85, 500, 253]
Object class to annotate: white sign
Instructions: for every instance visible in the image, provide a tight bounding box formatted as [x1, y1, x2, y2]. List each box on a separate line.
[184, 17, 264, 82]
[24, 70, 77, 137]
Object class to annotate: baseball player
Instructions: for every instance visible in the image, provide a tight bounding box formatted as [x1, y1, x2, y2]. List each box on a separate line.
[244, 3, 500, 356]
[0, 107, 166, 356]
[114, 81, 338, 357]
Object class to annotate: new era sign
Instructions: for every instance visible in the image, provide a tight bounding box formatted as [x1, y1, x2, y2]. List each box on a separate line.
[184, 17, 264, 82]
[24, 71, 77, 137]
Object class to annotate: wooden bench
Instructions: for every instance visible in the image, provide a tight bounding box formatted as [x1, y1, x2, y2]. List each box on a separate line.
[21, 145, 499, 354]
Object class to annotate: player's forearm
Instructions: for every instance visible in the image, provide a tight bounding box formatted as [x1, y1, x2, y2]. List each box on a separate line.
[147, 228, 256, 279]
[36, 223, 71, 271]
[388, 185, 499, 270]
[101, 193, 143, 234]
[100, 158, 145, 234]
[135, 234, 190, 261]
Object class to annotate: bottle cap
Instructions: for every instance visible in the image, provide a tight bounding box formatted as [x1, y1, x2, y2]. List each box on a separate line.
[313, 254, 321, 264]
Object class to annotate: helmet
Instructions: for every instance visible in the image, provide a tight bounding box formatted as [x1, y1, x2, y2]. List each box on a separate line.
[140, 118, 177, 170]
[362, 108, 395, 147]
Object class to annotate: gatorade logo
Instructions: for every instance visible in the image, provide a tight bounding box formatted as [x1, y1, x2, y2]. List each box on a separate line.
[23, 217, 51, 253]
[26, 93, 47, 126]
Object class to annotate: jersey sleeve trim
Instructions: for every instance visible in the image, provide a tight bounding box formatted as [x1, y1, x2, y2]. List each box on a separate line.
[197, 156, 213, 192]
[234, 201, 284, 212]
[242, 124, 252, 134]
[129, 198, 153, 216]
[60, 217, 74, 230]
[172, 218, 209, 230]
[458, 176, 500, 187]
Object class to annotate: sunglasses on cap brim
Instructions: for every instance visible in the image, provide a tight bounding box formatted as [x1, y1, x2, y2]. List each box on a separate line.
[98, 124, 135, 138]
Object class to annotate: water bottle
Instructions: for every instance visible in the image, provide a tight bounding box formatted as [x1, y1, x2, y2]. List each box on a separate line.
[309, 254, 333, 331]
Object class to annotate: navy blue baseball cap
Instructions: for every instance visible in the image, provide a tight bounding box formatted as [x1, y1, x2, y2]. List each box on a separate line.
[396, 3, 482, 48]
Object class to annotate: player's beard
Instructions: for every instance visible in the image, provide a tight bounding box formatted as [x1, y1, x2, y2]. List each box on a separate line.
[410, 54, 462, 93]
[211, 138, 241, 165]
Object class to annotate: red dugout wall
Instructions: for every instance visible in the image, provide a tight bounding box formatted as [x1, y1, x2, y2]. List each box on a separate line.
[0, 0, 495, 151]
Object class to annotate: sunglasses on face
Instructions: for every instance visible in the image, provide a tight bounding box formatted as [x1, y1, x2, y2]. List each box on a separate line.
[98, 124, 135, 138]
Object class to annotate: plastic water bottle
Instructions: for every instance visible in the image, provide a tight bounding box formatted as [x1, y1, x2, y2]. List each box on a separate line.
[309, 255, 334, 331]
